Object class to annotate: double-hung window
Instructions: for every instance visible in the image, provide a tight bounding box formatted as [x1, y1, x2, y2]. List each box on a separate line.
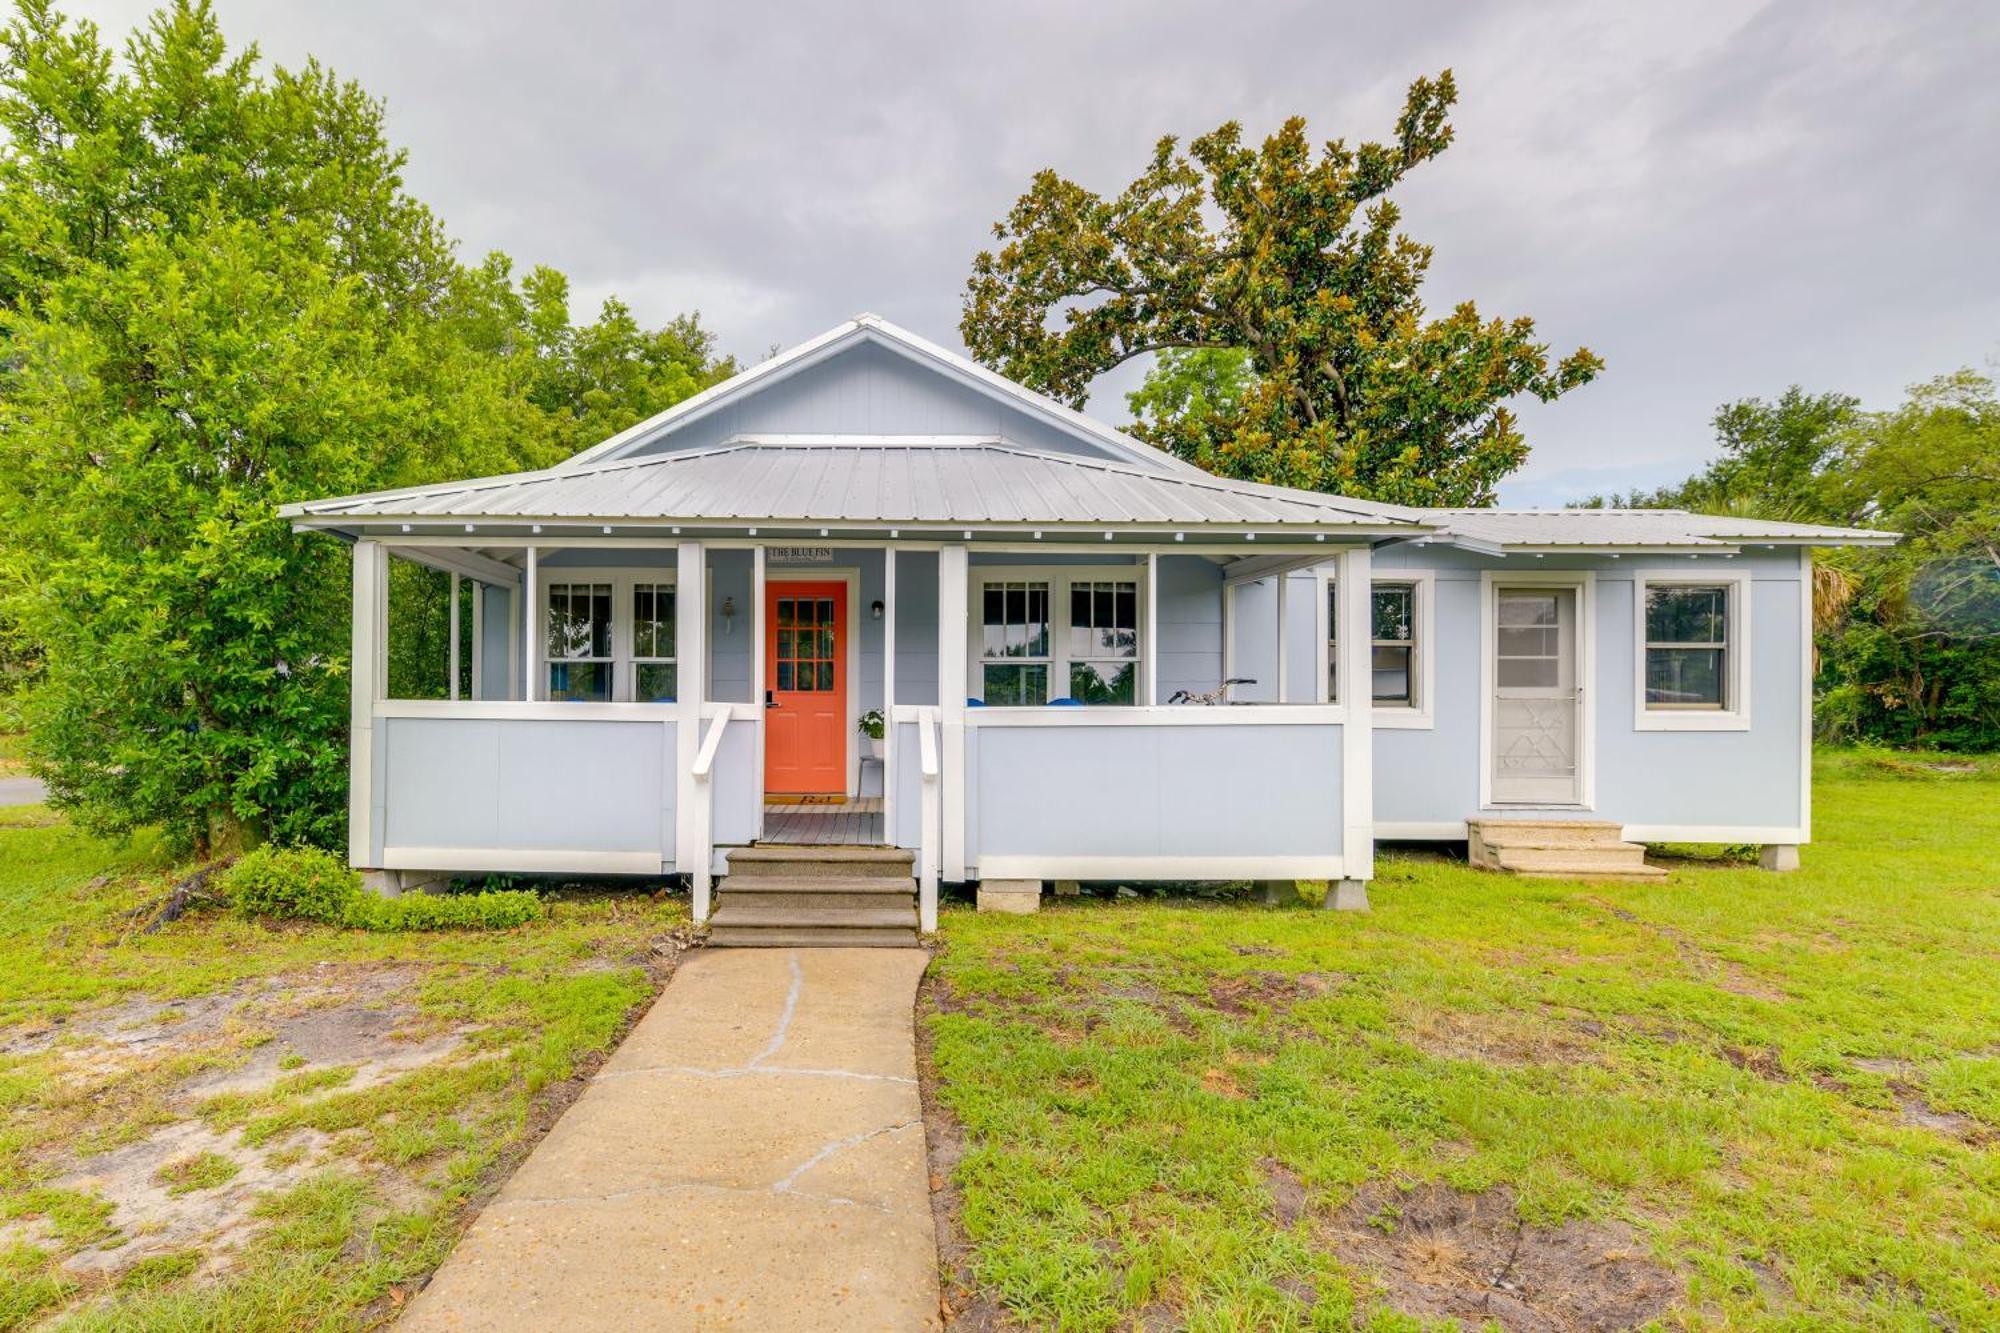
[632, 582, 678, 701]
[1068, 580, 1139, 703]
[1370, 584, 1416, 705]
[539, 570, 681, 703]
[1635, 571, 1750, 729]
[1323, 573, 1430, 722]
[979, 580, 1051, 705]
[545, 582, 613, 701]
[974, 571, 1143, 705]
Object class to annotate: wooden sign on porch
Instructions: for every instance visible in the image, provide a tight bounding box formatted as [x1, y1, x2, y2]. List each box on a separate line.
[768, 546, 835, 564]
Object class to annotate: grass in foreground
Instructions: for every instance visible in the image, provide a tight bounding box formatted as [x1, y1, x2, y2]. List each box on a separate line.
[0, 805, 686, 1329]
[925, 750, 2000, 1330]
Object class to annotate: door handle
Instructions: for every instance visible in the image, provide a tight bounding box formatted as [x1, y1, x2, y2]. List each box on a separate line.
[765, 690, 778, 709]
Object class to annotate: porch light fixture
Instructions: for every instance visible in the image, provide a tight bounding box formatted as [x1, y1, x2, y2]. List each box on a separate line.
[401, 524, 411, 533]
[464, 524, 476, 533]
[720, 597, 736, 633]
[870, 599, 884, 620]
[532, 524, 542, 534]
[602, 525, 612, 535]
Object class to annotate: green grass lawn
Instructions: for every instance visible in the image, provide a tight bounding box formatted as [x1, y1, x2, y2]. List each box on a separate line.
[925, 750, 2000, 1330]
[0, 803, 685, 1329]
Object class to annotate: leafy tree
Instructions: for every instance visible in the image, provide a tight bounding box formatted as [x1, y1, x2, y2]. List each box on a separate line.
[1585, 373, 1999, 750]
[0, 1, 729, 853]
[962, 73, 1602, 505]
[1815, 372, 1999, 749]
[1580, 388, 1859, 516]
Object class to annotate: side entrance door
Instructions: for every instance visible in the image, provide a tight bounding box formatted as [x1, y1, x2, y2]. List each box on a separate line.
[764, 581, 846, 795]
[1490, 585, 1583, 805]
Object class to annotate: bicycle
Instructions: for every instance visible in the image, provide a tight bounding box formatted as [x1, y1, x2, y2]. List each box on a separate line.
[1167, 677, 1257, 705]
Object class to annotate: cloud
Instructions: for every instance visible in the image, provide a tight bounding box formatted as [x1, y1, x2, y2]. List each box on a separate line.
[64, 0, 2000, 502]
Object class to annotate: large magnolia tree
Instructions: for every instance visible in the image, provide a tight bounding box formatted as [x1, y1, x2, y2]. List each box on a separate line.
[0, 0, 731, 853]
[962, 72, 1603, 506]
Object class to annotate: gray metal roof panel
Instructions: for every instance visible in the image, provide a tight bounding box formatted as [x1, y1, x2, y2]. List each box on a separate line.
[285, 440, 1421, 530]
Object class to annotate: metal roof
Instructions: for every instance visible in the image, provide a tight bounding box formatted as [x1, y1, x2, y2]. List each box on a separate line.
[1424, 508, 1897, 550]
[282, 438, 1425, 533]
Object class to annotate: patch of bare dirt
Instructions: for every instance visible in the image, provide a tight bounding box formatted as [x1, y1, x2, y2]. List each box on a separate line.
[1262, 1158, 1309, 1229]
[1206, 970, 1341, 1016]
[1406, 1009, 1603, 1069]
[1329, 1182, 1683, 1332]
[917, 970, 1016, 1332]
[1586, 897, 1788, 1002]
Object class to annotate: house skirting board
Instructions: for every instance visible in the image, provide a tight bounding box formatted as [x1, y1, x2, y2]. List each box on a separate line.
[379, 847, 666, 876]
[1373, 822, 1808, 845]
[971, 855, 1346, 881]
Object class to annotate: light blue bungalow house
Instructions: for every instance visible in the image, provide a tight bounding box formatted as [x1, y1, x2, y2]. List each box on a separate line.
[282, 315, 1893, 944]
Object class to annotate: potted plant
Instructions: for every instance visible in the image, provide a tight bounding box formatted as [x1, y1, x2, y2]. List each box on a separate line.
[857, 709, 886, 759]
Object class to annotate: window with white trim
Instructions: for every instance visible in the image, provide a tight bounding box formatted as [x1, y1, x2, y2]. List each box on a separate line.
[1644, 584, 1728, 708]
[973, 570, 1144, 705]
[1633, 571, 1751, 730]
[1325, 577, 1424, 710]
[979, 580, 1051, 705]
[632, 582, 677, 701]
[545, 582, 613, 701]
[1068, 580, 1139, 704]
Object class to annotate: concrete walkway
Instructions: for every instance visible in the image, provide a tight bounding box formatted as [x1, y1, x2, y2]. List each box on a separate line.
[402, 948, 939, 1332]
[0, 776, 47, 806]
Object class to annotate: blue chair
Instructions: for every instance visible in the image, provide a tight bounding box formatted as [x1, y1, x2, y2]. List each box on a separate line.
[1048, 696, 1084, 707]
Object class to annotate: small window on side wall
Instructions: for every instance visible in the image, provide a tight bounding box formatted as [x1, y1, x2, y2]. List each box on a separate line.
[1636, 573, 1751, 731]
[1325, 577, 1423, 709]
[1644, 584, 1728, 709]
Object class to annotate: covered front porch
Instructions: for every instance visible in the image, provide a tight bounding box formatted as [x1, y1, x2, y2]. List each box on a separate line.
[339, 531, 1381, 927]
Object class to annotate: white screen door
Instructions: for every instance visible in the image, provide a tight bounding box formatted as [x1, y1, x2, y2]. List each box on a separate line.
[1491, 587, 1581, 804]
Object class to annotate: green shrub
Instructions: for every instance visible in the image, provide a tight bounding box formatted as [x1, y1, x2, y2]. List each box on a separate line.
[345, 889, 544, 932]
[220, 846, 359, 924]
[217, 846, 542, 931]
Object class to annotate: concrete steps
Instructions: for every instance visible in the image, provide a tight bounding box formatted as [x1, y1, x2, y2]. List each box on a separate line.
[708, 844, 920, 948]
[1467, 819, 1666, 882]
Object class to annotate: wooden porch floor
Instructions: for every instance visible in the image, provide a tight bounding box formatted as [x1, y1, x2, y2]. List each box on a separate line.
[760, 799, 886, 846]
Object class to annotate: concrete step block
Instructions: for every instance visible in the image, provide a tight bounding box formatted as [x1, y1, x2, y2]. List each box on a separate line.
[705, 926, 920, 948]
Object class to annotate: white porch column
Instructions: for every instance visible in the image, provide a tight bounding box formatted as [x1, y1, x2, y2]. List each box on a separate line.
[1276, 570, 1290, 703]
[1334, 543, 1375, 904]
[348, 540, 388, 869]
[939, 543, 969, 882]
[448, 573, 461, 701]
[469, 581, 483, 701]
[675, 541, 710, 917]
[751, 543, 767, 843]
[1144, 551, 1159, 705]
[521, 546, 538, 702]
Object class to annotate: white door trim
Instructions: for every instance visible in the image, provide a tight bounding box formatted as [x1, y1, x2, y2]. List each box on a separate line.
[762, 566, 863, 797]
[1479, 570, 1596, 811]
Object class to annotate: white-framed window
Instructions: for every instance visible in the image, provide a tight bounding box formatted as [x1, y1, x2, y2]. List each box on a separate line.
[971, 567, 1145, 705]
[537, 567, 681, 703]
[1321, 569, 1434, 726]
[1633, 569, 1750, 731]
[631, 582, 678, 702]
[545, 581, 614, 701]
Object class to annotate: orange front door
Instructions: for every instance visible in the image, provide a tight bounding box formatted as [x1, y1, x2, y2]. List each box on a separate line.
[764, 582, 846, 795]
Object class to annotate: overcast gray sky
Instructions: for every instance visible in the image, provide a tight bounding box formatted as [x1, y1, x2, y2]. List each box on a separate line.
[67, 0, 2000, 504]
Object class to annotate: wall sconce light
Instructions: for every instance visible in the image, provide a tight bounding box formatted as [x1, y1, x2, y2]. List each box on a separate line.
[720, 596, 736, 633]
[870, 599, 885, 621]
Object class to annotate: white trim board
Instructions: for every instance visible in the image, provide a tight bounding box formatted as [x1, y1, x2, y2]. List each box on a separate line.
[972, 855, 1346, 881]
[964, 704, 1347, 727]
[380, 847, 665, 875]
